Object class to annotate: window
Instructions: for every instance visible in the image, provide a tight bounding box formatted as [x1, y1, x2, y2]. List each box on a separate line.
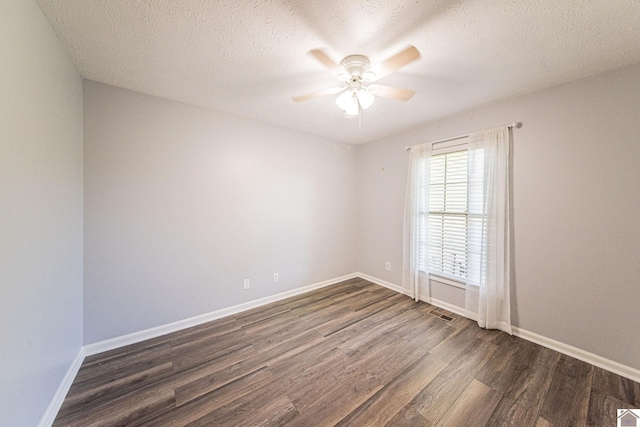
[405, 125, 512, 331]
[419, 148, 469, 283]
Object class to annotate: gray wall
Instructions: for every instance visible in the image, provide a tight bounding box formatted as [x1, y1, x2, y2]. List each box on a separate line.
[356, 62, 640, 370]
[0, 1, 84, 426]
[4, 3, 638, 419]
[83, 81, 358, 344]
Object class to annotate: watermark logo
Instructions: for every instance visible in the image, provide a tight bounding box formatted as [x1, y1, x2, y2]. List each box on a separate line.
[619, 409, 640, 427]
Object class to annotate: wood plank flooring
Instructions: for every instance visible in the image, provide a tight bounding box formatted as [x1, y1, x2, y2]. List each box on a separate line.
[54, 278, 640, 426]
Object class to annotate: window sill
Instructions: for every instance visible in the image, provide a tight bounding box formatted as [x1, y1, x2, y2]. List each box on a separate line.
[428, 274, 466, 290]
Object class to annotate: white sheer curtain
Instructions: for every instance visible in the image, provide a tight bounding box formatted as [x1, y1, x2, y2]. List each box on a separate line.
[402, 144, 431, 302]
[465, 125, 512, 334]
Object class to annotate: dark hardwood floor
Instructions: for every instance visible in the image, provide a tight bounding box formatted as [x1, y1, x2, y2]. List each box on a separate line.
[54, 278, 640, 426]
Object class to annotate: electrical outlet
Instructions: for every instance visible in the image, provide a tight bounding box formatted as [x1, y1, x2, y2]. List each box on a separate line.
[273, 273, 279, 282]
[385, 262, 391, 271]
[243, 279, 250, 290]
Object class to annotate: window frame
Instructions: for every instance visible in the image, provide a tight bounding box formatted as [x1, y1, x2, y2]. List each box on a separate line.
[422, 137, 470, 289]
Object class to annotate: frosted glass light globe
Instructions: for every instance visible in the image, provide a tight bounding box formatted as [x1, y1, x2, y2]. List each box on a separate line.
[357, 89, 374, 109]
[345, 103, 359, 116]
[336, 90, 357, 111]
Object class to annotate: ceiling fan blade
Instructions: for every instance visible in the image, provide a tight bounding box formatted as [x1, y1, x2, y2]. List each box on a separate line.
[369, 85, 415, 101]
[308, 49, 341, 73]
[292, 86, 344, 102]
[369, 45, 420, 81]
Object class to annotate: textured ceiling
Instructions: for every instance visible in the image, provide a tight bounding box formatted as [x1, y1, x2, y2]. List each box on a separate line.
[37, 0, 640, 144]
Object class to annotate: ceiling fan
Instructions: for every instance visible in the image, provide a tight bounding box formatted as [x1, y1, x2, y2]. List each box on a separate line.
[293, 45, 420, 117]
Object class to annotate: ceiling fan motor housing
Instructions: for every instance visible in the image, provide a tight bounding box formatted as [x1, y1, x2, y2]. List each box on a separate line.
[340, 54, 370, 77]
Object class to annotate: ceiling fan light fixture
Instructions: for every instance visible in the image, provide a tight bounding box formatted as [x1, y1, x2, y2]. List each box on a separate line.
[336, 88, 374, 114]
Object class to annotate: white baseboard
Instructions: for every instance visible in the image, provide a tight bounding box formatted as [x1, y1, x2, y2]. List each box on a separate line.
[38, 347, 86, 427]
[83, 273, 358, 356]
[511, 326, 640, 383]
[360, 273, 640, 383]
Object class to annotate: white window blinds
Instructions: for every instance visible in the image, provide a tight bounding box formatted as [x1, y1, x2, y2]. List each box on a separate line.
[420, 149, 469, 282]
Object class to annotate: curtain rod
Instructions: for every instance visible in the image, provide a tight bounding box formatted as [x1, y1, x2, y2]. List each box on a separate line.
[404, 121, 522, 151]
